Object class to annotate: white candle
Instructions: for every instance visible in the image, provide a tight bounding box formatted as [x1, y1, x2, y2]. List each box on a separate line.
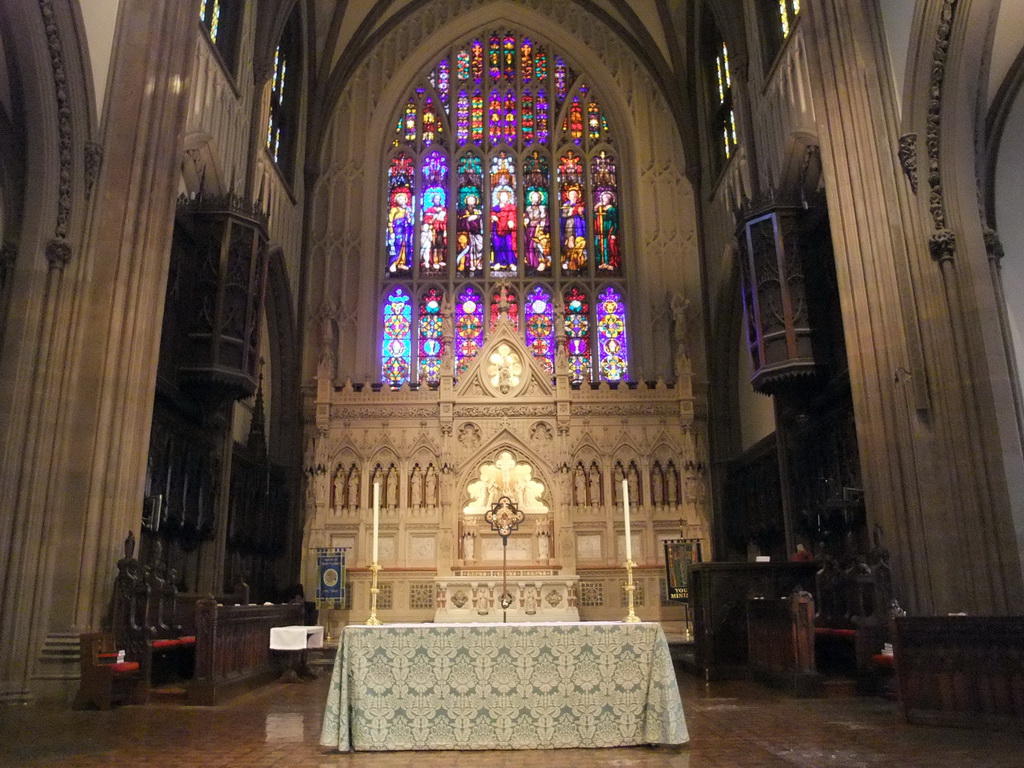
[622, 478, 632, 562]
[372, 481, 380, 564]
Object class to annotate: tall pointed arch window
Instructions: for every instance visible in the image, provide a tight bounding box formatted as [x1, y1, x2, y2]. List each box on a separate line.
[266, 9, 301, 180]
[379, 30, 630, 387]
[199, 0, 242, 74]
[702, 5, 738, 169]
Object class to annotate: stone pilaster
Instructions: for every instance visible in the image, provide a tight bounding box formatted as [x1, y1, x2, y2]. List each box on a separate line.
[802, 0, 1023, 614]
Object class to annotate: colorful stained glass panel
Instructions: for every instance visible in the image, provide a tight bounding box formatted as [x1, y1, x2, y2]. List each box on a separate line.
[455, 286, 484, 375]
[418, 289, 444, 383]
[420, 151, 448, 274]
[489, 152, 517, 275]
[558, 152, 586, 273]
[385, 154, 415, 275]
[564, 287, 591, 383]
[456, 155, 484, 275]
[524, 286, 555, 374]
[591, 151, 621, 273]
[596, 286, 628, 381]
[382, 288, 412, 386]
[490, 287, 519, 330]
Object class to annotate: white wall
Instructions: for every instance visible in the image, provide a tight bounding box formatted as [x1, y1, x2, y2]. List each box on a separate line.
[989, 0, 1024, 107]
[737, 318, 775, 451]
[878, 1, 915, 113]
[78, 0, 121, 125]
[994, 67, 1024, 578]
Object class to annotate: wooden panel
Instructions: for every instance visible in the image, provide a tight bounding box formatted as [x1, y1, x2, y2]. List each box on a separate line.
[189, 600, 303, 705]
[895, 616, 1024, 730]
[689, 561, 819, 680]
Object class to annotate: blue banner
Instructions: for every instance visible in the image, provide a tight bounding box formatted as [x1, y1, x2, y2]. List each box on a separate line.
[316, 548, 347, 609]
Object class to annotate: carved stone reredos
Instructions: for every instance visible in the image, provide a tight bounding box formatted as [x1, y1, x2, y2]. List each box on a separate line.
[455, 315, 554, 401]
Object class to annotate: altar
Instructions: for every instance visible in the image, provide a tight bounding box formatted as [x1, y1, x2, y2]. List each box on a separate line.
[433, 573, 579, 623]
[320, 621, 688, 751]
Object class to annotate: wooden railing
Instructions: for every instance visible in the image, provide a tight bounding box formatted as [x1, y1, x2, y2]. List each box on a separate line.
[188, 600, 303, 705]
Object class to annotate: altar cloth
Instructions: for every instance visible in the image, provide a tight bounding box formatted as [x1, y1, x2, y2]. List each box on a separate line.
[320, 621, 688, 751]
[270, 625, 324, 651]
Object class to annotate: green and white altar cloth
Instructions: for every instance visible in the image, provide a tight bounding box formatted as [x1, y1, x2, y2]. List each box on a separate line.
[320, 621, 688, 751]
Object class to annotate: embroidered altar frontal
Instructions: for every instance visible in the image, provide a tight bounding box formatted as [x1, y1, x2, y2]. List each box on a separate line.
[320, 621, 688, 751]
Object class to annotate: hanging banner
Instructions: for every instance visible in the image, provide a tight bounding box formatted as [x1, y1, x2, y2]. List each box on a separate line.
[663, 538, 702, 602]
[316, 547, 347, 609]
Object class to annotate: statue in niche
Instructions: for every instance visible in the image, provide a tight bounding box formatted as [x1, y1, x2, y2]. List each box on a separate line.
[318, 312, 336, 372]
[462, 532, 475, 560]
[588, 470, 601, 506]
[348, 468, 360, 508]
[667, 465, 678, 505]
[538, 530, 550, 560]
[424, 466, 438, 506]
[573, 466, 586, 506]
[410, 466, 423, 507]
[627, 468, 640, 505]
[651, 466, 664, 507]
[386, 469, 399, 509]
[333, 468, 345, 510]
[671, 293, 692, 375]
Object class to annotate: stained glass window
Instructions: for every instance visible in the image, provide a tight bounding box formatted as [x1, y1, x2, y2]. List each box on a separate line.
[456, 155, 484, 275]
[712, 41, 738, 161]
[455, 286, 484, 375]
[420, 151, 448, 275]
[489, 35, 501, 80]
[382, 288, 412, 386]
[488, 90, 503, 144]
[780, 0, 800, 38]
[378, 30, 632, 384]
[596, 286, 628, 380]
[559, 152, 586, 274]
[490, 287, 519, 330]
[437, 59, 449, 108]
[522, 90, 535, 145]
[503, 90, 516, 145]
[524, 287, 555, 373]
[490, 152, 517, 275]
[418, 289, 444, 384]
[200, 0, 220, 43]
[521, 39, 534, 82]
[592, 151, 621, 273]
[471, 90, 484, 144]
[523, 151, 551, 275]
[503, 35, 516, 80]
[386, 154, 415, 275]
[456, 91, 470, 145]
[422, 98, 438, 145]
[564, 287, 591, 384]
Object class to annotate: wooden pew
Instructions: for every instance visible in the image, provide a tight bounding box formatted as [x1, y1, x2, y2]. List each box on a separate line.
[895, 616, 1024, 730]
[73, 632, 146, 710]
[188, 599, 303, 705]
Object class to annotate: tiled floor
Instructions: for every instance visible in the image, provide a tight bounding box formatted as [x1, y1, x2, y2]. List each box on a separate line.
[2, 668, 1022, 768]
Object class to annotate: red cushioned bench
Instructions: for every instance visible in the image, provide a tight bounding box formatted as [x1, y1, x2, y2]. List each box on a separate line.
[74, 632, 146, 710]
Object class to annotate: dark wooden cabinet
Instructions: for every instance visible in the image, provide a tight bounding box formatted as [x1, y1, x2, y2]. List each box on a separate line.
[689, 561, 819, 680]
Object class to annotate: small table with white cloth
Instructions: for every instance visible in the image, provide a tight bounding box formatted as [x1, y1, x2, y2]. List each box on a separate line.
[320, 621, 688, 751]
[270, 625, 324, 681]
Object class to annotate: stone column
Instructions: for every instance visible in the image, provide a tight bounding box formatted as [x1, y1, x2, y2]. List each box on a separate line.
[802, 0, 1024, 613]
[0, 0, 196, 703]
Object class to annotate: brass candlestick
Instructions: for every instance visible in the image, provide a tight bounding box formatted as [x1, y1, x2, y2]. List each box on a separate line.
[623, 559, 641, 623]
[366, 562, 382, 625]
